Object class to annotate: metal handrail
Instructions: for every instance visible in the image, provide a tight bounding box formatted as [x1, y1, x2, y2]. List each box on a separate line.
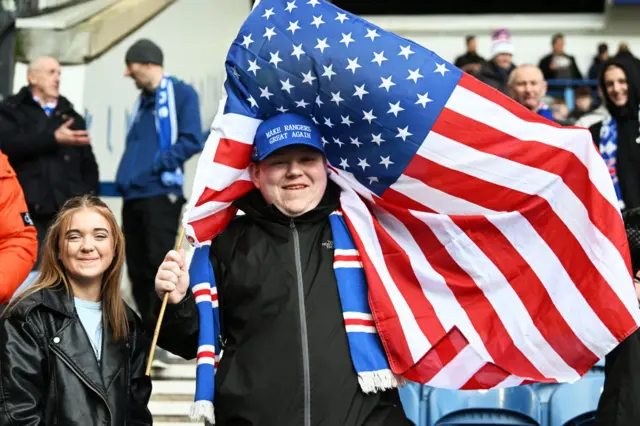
[12, 0, 92, 18]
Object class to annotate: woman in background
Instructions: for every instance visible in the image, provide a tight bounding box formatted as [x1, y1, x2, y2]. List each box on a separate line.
[0, 195, 152, 426]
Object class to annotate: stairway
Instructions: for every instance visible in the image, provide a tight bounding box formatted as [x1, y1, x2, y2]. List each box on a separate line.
[149, 355, 199, 425]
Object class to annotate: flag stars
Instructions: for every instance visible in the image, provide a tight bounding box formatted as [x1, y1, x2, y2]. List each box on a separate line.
[339, 158, 349, 170]
[269, 51, 283, 68]
[396, 126, 413, 141]
[357, 158, 370, 171]
[276, 106, 289, 113]
[372, 51, 387, 66]
[341, 115, 354, 126]
[248, 96, 258, 108]
[379, 76, 396, 92]
[231, 67, 240, 78]
[311, 116, 319, 125]
[315, 38, 330, 53]
[302, 70, 317, 85]
[371, 133, 385, 146]
[335, 12, 349, 23]
[291, 43, 305, 60]
[285, 1, 297, 13]
[296, 99, 310, 108]
[346, 58, 361, 73]
[363, 109, 376, 123]
[407, 68, 423, 83]
[280, 78, 294, 93]
[340, 32, 355, 47]
[333, 137, 344, 147]
[365, 28, 380, 41]
[247, 59, 261, 76]
[387, 101, 404, 117]
[311, 15, 325, 28]
[315, 95, 324, 107]
[263, 27, 276, 41]
[321, 64, 336, 80]
[324, 117, 334, 128]
[321, 136, 329, 146]
[307, 0, 320, 6]
[350, 137, 362, 147]
[379, 156, 394, 169]
[287, 20, 301, 34]
[259, 86, 273, 100]
[367, 176, 379, 184]
[262, 8, 275, 19]
[416, 92, 433, 108]
[331, 91, 344, 105]
[434, 63, 450, 76]
[353, 84, 368, 100]
[398, 45, 415, 59]
[241, 34, 253, 49]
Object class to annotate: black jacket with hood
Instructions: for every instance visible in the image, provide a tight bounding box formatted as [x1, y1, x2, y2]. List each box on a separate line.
[589, 58, 640, 211]
[152, 182, 407, 426]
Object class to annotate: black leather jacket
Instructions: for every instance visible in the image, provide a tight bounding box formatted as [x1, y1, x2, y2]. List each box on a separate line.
[0, 286, 153, 426]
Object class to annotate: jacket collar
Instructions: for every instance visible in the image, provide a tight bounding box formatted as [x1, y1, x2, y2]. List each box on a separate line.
[41, 286, 128, 395]
[14, 86, 72, 112]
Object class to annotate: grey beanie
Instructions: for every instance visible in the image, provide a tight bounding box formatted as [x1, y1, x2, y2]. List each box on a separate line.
[125, 39, 163, 65]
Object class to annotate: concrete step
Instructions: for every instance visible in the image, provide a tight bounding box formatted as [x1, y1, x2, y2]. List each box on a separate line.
[151, 379, 196, 398]
[149, 400, 192, 417]
[150, 362, 196, 380]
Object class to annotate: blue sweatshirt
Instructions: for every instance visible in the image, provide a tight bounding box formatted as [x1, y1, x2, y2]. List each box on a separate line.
[116, 77, 204, 200]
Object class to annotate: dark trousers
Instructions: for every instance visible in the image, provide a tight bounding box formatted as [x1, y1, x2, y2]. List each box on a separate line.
[122, 194, 183, 324]
[362, 390, 412, 426]
[595, 327, 640, 426]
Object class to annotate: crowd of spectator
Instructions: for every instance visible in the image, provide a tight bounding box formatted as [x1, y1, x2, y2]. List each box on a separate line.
[454, 29, 640, 126]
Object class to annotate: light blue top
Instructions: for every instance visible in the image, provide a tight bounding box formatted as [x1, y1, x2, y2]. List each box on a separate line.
[74, 297, 103, 361]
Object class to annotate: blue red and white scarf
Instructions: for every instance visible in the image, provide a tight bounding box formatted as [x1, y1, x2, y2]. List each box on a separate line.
[599, 116, 625, 210]
[187, 209, 399, 424]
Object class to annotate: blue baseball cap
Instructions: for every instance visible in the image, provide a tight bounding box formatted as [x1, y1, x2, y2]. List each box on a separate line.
[251, 113, 325, 161]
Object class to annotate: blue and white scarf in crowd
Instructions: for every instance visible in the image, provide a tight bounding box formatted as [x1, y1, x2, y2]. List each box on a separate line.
[33, 96, 57, 116]
[537, 102, 554, 122]
[187, 209, 399, 425]
[599, 116, 625, 210]
[128, 75, 183, 187]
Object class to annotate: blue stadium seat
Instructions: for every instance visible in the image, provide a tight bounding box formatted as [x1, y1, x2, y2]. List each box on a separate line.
[427, 386, 542, 426]
[547, 371, 604, 426]
[399, 382, 430, 425]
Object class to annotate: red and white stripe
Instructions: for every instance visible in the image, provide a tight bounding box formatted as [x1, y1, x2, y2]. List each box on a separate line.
[192, 282, 219, 308]
[344, 312, 377, 333]
[334, 249, 363, 269]
[197, 344, 218, 367]
[182, 75, 640, 389]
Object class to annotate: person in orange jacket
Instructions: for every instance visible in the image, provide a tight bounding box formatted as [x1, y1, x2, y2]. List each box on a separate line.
[0, 150, 37, 305]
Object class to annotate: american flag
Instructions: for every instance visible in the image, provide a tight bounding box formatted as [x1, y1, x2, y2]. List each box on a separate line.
[183, 0, 640, 389]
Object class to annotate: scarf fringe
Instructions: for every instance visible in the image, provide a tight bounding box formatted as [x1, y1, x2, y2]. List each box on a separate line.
[357, 369, 402, 393]
[190, 400, 215, 424]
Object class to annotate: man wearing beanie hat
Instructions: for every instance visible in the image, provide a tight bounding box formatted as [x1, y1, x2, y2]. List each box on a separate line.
[477, 28, 516, 95]
[116, 38, 204, 363]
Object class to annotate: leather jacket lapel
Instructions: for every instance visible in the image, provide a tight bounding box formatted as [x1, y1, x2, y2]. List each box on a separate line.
[49, 316, 106, 394]
[101, 320, 127, 391]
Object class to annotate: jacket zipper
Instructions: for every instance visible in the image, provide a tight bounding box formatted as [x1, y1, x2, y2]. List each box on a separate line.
[50, 345, 113, 424]
[290, 219, 311, 426]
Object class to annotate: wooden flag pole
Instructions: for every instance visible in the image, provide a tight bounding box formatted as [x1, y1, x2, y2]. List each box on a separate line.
[145, 226, 186, 376]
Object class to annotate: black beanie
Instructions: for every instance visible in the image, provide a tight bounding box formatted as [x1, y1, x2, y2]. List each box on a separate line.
[125, 39, 163, 65]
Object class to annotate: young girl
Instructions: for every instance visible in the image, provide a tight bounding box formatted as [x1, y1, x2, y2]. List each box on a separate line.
[0, 195, 153, 425]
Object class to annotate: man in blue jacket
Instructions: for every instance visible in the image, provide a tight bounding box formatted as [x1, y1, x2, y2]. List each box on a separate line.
[117, 38, 203, 346]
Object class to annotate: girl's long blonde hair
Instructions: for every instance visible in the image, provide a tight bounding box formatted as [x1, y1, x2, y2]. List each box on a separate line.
[7, 195, 129, 340]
